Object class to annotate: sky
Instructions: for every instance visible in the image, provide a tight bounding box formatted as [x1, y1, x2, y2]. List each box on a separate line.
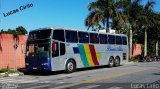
[0, 0, 160, 32]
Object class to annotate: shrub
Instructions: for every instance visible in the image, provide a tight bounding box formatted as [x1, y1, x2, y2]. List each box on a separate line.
[132, 55, 143, 62]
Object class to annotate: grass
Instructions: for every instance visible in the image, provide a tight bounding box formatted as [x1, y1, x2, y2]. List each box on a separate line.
[0, 69, 20, 77]
[0, 69, 18, 73]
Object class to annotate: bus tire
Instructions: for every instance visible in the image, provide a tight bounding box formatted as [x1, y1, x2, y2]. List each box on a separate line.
[114, 56, 120, 67]
[108, 57, 114, 68]
[66, 59, 76, 73]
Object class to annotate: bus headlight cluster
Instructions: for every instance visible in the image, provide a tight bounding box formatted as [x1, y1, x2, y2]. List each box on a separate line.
[41, 63, 49, 65]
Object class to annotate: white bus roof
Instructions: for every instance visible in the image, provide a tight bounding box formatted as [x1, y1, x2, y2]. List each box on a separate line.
[30, 27, 127, 37]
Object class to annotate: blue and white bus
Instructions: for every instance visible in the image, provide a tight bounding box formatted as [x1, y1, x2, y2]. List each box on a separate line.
[25, 27, 128, 73]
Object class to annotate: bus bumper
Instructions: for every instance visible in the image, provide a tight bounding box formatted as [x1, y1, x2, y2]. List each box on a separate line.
[25, 57, 52, 72]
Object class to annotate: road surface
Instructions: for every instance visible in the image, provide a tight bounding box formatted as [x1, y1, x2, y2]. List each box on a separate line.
[0, 61, 160, 89]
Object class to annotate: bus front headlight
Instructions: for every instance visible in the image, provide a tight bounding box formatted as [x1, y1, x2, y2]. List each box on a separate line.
[25, 63, 29, 66]
[41, 63, 49, 65]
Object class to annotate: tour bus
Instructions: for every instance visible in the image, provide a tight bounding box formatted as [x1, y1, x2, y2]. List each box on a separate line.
[25, 27, 128, 73]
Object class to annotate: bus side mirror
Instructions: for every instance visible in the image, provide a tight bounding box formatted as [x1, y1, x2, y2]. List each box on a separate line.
[52, 43, 57, 52]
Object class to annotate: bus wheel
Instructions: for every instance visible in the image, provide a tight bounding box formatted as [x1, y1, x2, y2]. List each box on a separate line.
[66, 60, 76, 73]
[108, 57, 114, 67]
[114, 57, 120, 67]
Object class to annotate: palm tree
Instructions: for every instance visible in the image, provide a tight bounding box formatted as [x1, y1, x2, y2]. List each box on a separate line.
[117, 0, 143, 59]
[85, 11, 104, 31]
[86, 0, 159, 58]
[117, 0, 157, 58]
[85, 0, 125, 32]
[85, 0, 109, 32]
[139, 0, 155, 56]
[152, 12, 160, 56]
[86, 0, 142, 60]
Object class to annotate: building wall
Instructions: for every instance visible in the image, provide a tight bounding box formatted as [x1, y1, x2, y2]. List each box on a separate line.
[0, 34, 27, 69]
[132, 44, 142, 57]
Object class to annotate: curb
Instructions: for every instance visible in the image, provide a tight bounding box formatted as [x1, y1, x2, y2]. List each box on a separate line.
[124, 62, 138, 65]
[0, 73, 6, 78]
[0, 72, 24, 78]
[8, 73, 19, 77]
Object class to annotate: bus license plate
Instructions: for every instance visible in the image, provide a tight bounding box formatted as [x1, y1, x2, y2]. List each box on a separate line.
[33, 67, 37, 69]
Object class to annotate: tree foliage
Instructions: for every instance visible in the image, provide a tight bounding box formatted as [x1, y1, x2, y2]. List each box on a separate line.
[0, 26, 28, 35]
[85, 0, 160, 56]
[85, 0, 126, 32]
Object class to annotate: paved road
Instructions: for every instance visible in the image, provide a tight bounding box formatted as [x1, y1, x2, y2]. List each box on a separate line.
[0, 62, 160, 89]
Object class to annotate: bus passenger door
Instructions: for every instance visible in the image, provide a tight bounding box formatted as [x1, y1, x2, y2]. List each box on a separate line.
[52, 41, 66, 57]
[52, 41, 59, 57]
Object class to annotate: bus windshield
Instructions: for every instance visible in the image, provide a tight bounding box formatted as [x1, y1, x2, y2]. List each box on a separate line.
[26, 40, 50, 58]
[29, 29, 51, 40]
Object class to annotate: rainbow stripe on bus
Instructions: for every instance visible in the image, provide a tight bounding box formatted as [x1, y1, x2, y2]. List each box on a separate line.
[73, 44, 101, 67]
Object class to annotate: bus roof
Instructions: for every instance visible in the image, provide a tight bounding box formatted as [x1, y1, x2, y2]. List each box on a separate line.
[30, 27, 127, 37]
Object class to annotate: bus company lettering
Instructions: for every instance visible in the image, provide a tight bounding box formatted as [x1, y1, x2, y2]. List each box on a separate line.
[107, 45, 123, 51]
[3, 3, 33, 17]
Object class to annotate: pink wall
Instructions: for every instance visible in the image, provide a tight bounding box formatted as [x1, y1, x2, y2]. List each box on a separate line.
[132, 44, 142, 57]
[0, 34, 27, 69]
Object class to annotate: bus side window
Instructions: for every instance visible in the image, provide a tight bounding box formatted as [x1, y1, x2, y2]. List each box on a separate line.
[66, 30, 78, 43]
[108, 35, 115, 44]
[122, 37, 127, 45]
[52, 30, 65, 42]
[60, 43, 65, 55]
[90, 33, 99, 44]
[99, 34, 108, 44]
[52, 42, 59, 57]
[116, 36, 122, 45]
[78, 32, 89, 43]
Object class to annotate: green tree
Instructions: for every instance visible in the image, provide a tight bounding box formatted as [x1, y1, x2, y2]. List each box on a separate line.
[137, 0, 155, 56]
[85, 0, 125, 32]
[144, 1, 155, 57]
[1, 29, 8, 34]
[16, 26, 28, 35]
[0, 26, 28, 35]
[85, 0, 142, 59]
[151, 12, 160, 56]
[133, 11, 160, 56]
[0, 29, 3, 33]
[85, 0, 108, 31]
[116, 0, 158, 58]
[85, 0, 160, 58]
[8, 29, 17, 34]
[117, 0, 143, 59]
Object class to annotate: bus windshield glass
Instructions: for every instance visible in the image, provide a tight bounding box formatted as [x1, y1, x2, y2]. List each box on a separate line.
[29, 29, 51, 40]
[26, 40, 50, 58]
